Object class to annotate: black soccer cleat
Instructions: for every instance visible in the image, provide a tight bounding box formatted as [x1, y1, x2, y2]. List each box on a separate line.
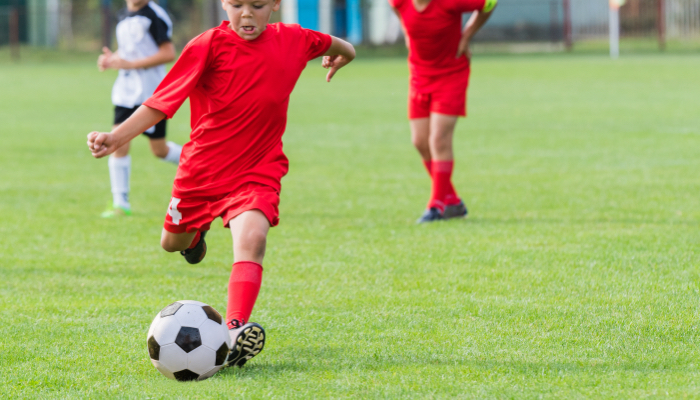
[443, 201, 468, 220]
[226, 322, 265, 368]
[416, 207, 444, 223]
[180, 230, 207, 264]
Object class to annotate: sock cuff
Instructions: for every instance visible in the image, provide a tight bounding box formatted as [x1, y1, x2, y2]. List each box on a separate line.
[431, 160, 454, 173]
[231, 261, 263, 283]
[166, 141, 180, 151]
[109, 155, 131, 167]
[163, 141, 182, 165]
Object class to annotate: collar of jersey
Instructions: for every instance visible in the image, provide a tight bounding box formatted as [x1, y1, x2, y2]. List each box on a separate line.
[219, 21, 273, 44]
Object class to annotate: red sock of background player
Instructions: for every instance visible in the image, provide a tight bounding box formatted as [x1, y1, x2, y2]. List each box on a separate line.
[226, 261, 263, 329]
[187, 231, 201, 249]
[429, 160, 460, 210]
[422, 159, 432, 178]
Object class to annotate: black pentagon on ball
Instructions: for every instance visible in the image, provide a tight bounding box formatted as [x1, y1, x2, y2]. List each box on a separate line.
[147, 336, 160, 360]
[175, 326, 202, 353]
[160, 302, 183, 317]
[201, 305, 222, 324]
[215, 342, 230, 366]
[173, 369, 200, 382]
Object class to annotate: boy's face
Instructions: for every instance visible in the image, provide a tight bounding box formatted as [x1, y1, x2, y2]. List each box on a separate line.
[126, 0, 149, 11]
[221, 0, 281, 41]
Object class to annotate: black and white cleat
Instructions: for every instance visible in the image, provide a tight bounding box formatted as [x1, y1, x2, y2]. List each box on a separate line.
[226, 322, 266, 368]
[180, 230, 208, 264]
[416, 207, 444, 223]
[443, 201, 468, 220]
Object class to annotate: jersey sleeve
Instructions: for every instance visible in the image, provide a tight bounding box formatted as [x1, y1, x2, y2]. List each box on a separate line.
[301, 28, 332, 61]
[149, 15, 172, 45]
[452, 0, 487, 13]
[143, 34, 210, 119]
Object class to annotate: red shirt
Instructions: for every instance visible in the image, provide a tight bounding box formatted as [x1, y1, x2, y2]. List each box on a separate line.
[390, 0, 485, 77]
[144, 22, 332, 198]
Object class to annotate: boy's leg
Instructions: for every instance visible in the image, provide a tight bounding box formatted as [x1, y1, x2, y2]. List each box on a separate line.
[104, 123, 132, 217]
[146, 119, 181, 165]
[418, 113, 463, 223]
[162, 228, 209, 264]
[225, 210, 269, 367]
[428, 113, 460, 209]
[428, 112, 457, 161]
[410, 118, 432, 176]
[161, 196, 211, 264]
[228, 209, 269, 321]
[160, 229, 198, 252]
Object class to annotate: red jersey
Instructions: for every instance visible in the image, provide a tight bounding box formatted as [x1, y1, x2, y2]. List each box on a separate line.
[144, 22, 332, 198]
[390, 0, 486, 77]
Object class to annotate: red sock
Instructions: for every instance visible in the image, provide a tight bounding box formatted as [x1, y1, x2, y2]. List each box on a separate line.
[226, 261, 263, 329]
[187, 231, 201, 249]
[422, 159, 432, 178]
[429, 160, 460, 210]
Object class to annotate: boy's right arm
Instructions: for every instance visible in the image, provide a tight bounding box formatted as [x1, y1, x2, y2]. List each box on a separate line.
[321, 37, 356, 82]
[456, 1, 497, 58]
[97, 42, 176, 72]
[87, 106, 166, 158]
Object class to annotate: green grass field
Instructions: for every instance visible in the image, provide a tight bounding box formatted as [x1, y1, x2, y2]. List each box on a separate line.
[1, 51, 700, 398]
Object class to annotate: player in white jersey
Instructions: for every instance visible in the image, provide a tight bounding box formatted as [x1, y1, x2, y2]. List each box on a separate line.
[97, 0, 181, 217]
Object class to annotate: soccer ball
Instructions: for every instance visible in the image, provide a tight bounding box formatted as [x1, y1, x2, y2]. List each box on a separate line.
[147, 300, 231, 381]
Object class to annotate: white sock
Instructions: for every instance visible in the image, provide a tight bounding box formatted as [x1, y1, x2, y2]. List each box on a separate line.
[162, 141, 182, 165]
[108, 155, 131, 209]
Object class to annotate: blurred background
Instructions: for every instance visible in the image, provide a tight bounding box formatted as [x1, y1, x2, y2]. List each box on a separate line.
[1, 0, 699, 58]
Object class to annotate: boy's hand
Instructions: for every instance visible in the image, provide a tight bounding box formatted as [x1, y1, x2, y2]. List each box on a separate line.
[456, 34, 472, 59]
[322, 55, 351, 82]
[87, 131, 120, 158]
[97, 47, 131, 71]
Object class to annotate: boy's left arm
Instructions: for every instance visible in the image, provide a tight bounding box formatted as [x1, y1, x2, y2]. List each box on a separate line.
[456, 0, 497, 59]
[99, 42, 176, 71]
[321, 37, 356, 83]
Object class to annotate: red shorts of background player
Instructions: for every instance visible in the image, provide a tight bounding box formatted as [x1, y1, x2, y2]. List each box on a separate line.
[408, 67, 471, 119]
[163, 182, 280, 234]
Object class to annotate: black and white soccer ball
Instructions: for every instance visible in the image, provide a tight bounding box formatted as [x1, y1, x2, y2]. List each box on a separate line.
[147, 300, 231, 381]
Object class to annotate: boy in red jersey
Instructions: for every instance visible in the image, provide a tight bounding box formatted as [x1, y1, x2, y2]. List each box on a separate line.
[87, 0, 355, 368]
[390, 0, 496, 222]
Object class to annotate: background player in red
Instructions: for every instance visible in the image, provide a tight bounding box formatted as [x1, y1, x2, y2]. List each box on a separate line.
[87, 0, 355, 368]
[390, 0, 497, 222]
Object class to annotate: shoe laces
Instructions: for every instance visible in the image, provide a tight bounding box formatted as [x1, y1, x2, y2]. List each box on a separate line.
[227, 318, 246, 330]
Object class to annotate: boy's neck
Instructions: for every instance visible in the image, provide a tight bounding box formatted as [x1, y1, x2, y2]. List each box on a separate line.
[412, 0, 431, 12]
[126, 0, 149, 11]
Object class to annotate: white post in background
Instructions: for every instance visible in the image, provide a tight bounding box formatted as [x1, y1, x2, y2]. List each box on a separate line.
[609, 0, 625, 58]
[318, 0, 332, 34]
[282, 0, 298, 24]
[368, 0, 391, 45]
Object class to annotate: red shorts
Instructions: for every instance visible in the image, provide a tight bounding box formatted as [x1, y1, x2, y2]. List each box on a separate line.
[163, 182, 280, 234]
[408, 68, 471, 119]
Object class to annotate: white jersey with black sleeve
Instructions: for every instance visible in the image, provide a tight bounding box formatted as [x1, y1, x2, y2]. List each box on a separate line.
[111, 1, 172, 108]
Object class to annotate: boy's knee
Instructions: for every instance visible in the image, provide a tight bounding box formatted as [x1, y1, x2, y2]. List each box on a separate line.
[160, 235, 183, 253]
[152, 147, 169, 159]
[160, 239, 177, 253]
[412, 135, 430, 154]
[238, 229, 267, 259]
[411, 135, 425, 148]
[430, 133, 452, 152]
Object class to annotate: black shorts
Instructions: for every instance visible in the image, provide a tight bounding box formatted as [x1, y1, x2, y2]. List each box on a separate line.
[114, 105, 167, 139]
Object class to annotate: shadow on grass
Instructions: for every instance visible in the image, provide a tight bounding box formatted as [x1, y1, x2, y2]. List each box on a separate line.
[215, 347, 696, 381]
[468, 216, 699, 226]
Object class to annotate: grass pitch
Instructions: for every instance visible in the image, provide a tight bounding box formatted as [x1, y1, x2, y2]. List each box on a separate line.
[1, 52, 700, 398]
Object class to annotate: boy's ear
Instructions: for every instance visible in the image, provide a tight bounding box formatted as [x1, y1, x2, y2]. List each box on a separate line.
[220, 0, 227, 10]
[272, 0, 281, 12]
